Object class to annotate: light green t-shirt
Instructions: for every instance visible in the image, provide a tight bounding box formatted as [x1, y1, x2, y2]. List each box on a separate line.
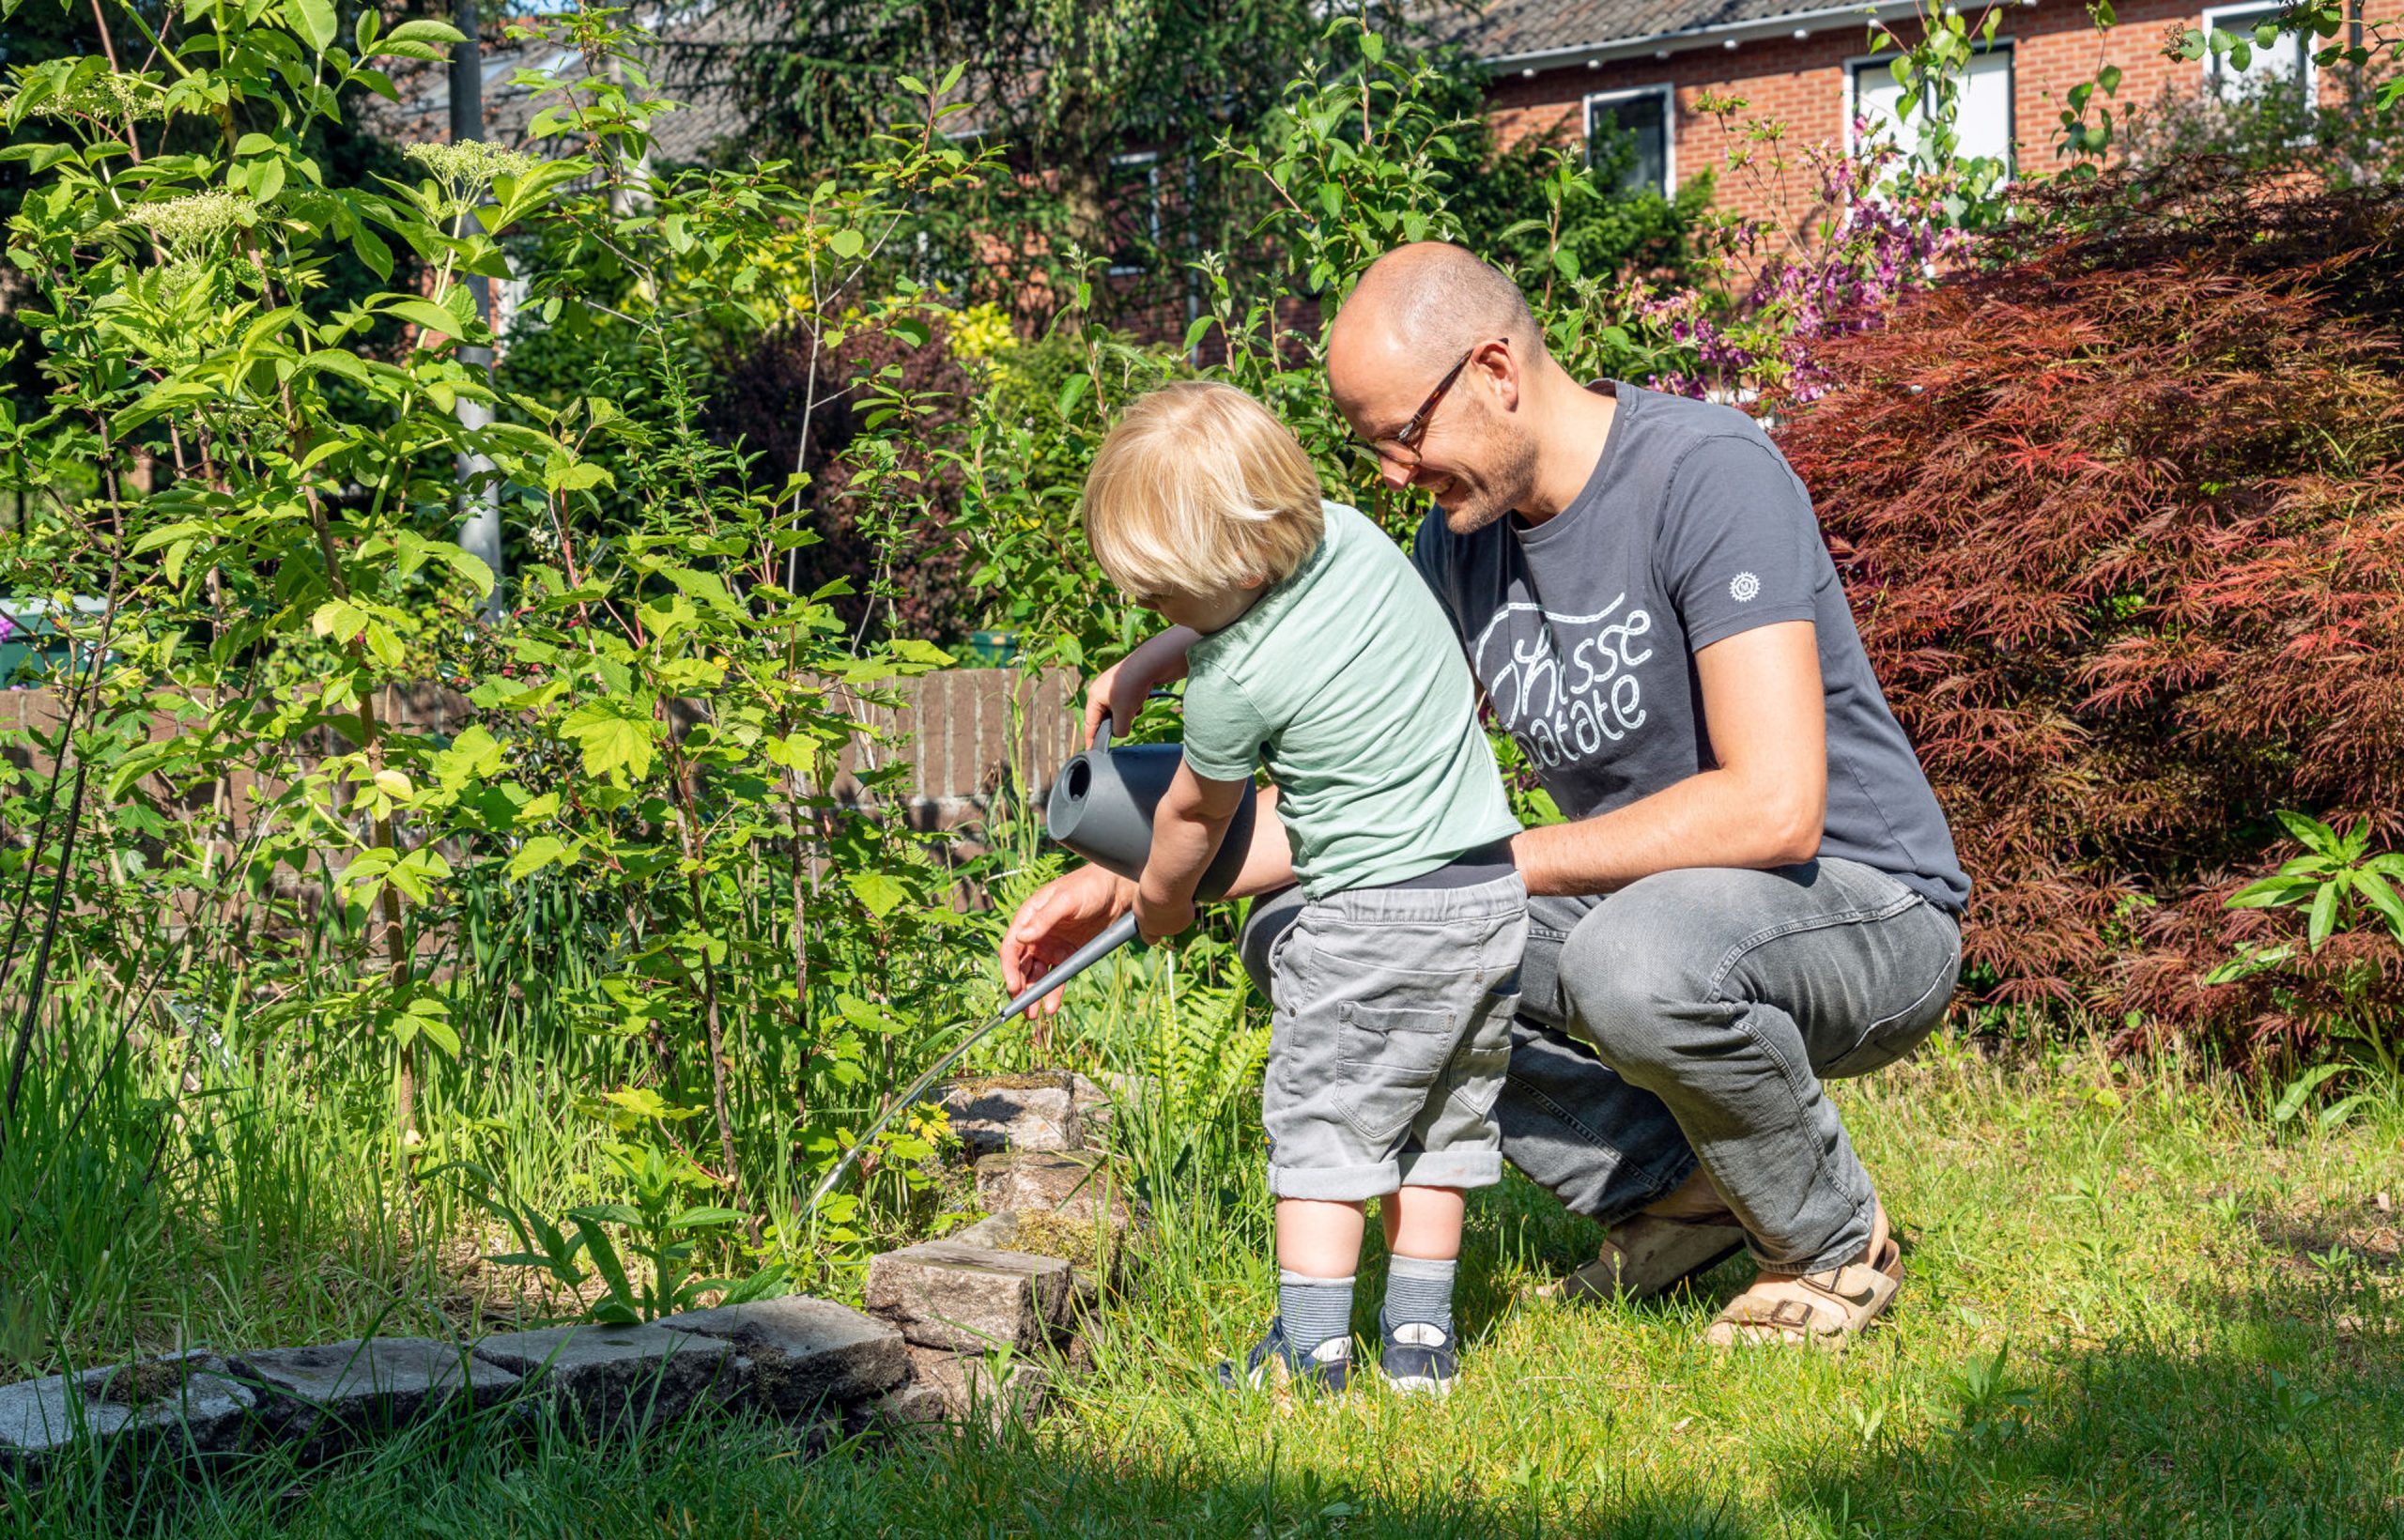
[1182, 500, 1521, 900]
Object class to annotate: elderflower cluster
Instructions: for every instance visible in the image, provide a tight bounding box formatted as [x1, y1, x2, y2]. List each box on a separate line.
[136, 191, 246, 254]
[26, 73, 170, 123]
[404, 139, 542, 219]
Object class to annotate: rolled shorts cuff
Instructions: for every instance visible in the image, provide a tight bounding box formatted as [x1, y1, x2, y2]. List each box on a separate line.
[1268, 1159, 1401, 1202]
[1395, 1148, 1502, 1191]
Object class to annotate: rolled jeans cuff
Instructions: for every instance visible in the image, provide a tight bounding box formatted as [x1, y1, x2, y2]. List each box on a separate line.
[1395, 1148, 1501, 1191]
[1268, 1159, 1400, 1202]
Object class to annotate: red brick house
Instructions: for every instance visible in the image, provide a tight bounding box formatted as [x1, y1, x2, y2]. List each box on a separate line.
[1438, 0, 2399, 224]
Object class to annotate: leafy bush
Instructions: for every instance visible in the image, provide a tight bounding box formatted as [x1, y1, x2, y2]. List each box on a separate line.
[1779, 163, 2404, 1057]
[0, 0, 1004, 1352]
[2121, 64, 2404, 191]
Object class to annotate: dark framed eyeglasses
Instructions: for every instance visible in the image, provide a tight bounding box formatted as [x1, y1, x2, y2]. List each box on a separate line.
[1359, 340, 1495, 469]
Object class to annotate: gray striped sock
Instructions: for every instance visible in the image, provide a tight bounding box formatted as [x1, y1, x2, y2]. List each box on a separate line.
[1382, 1254, 1458, 1338]
[1277, 1270, 1356, 1358]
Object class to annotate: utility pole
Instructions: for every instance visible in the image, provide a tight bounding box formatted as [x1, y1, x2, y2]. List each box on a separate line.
[450, 0, 503, 623]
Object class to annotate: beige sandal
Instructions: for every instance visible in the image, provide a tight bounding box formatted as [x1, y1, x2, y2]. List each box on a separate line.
[1704, 1207, 1903, 1349]
[1534, 1167, 1748, 1303]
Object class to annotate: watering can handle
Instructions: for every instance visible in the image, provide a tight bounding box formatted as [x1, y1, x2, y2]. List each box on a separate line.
[1091, 708, 1112, 755]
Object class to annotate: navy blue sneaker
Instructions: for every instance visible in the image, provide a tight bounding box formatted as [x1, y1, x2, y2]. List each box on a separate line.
[1214, 1317, 1351, 1394]
[1378, 1314, 1458, 1396]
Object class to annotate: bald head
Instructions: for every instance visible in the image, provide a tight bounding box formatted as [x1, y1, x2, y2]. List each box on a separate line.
[1333, 242, 1539, 376]
[1326, 242, 1556, 536]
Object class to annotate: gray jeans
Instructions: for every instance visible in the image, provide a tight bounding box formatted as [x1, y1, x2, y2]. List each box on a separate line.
[1241, 857, 1962, 1274]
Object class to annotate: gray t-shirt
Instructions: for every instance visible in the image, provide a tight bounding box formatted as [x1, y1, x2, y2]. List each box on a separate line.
[1410, 382, 1969, 913]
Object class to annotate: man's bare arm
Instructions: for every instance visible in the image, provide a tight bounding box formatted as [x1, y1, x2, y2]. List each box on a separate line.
[1510, 621, 1827, 898]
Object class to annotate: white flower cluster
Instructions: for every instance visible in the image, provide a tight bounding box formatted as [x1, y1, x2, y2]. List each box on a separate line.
[404, 139, 542, 218]
[137, 191, 246, 253]
[26, 74, 171, 123]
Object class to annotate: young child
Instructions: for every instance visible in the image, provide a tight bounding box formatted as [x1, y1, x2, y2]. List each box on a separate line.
[1081, 381, 1527, 1395]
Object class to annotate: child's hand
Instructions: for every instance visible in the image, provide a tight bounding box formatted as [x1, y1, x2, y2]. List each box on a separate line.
[1134, 886, 1196, 944]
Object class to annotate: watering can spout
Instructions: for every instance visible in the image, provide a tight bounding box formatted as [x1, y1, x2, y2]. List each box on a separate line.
[1044, 713, 1258, 901]
[801, 713, 1260, 1222]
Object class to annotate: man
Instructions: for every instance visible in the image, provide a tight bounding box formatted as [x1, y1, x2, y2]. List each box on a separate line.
[1002, 242, 1967, 1347]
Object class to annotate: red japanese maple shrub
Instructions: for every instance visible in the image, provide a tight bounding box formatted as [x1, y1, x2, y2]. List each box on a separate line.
[1777, 164, 2404, 1057]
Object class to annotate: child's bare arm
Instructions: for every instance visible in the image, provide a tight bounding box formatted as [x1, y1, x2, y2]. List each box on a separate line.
[1083, 627, 1201, 747]
[1134, 762, 1248, 941]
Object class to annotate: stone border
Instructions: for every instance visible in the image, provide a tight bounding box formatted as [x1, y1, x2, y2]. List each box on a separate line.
[0, 1069, 1139, 1476]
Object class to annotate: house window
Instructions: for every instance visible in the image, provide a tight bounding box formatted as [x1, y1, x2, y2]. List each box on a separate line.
[2200, 3, 2314, 99]
[1584, 85, 1674, 196]
[1106, 151, 1161, 278]
[1848, 44, 2014, 167]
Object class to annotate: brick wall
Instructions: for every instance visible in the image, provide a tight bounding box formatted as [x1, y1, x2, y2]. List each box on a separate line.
[1484, 0, 2404, 231]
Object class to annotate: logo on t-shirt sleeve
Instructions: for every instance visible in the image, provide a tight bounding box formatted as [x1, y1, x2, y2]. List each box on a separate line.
[1729, 571, 1761, 602]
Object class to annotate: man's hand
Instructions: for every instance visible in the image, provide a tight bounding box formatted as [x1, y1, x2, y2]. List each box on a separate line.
[1001, 863, 1135, 1017]
[1082, 626, 1200, 747]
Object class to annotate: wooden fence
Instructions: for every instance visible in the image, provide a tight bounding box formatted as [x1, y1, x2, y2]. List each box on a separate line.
[0, 669, 1085, 833]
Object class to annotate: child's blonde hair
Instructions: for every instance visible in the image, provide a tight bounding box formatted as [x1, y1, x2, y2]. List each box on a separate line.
[1082, 381, 1325, 603]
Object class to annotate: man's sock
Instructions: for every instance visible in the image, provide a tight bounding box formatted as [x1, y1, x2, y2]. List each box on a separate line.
[1382, 1254, 1458, 1339]
[1277, 1270, 1356, 1359]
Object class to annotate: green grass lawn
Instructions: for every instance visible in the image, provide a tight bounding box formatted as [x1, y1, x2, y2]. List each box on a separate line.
[11, 1033, 2404, 1538]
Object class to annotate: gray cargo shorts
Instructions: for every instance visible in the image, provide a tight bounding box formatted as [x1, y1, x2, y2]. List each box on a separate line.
[1262, 873, 1529, 1202]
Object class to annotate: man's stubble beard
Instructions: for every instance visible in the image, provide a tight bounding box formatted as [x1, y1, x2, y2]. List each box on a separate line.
[1440, 426, 1541, 537]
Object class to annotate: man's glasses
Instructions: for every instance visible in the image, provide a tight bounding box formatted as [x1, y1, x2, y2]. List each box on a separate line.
[1357, 340, 1495, 470]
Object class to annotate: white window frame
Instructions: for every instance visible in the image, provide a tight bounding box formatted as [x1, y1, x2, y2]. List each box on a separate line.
[1106, 150, 1162, 279]
[1582, 84, 1676, 196]
[1843, 41, 2016, 171]
[2199, 2, 2317, 100]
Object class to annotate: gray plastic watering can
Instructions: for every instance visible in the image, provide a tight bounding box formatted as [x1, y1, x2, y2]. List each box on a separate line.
[801, 712, 1259, 1217]
[1044, 713, 1260, 901]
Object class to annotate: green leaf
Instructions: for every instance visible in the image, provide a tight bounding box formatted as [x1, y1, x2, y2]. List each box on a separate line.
[887, 638, 955, 669]
[566, 1211, 639, 1309]
[414, 1011, 462, 1057]
[2320, 1093, 2374, 1130]
[2307, 879, 2340, 950]
[385, 296, 472, 342]
[350, 225, 393, 282]
[384, 18, 466, 44]
[292, 0, 339, 53]
[2274, 808, 2343, 859]
[1057, 372, 1091, 418]
[559, 701, 656, 782]
[827, 227, 865, 260]
[847, 870, 908, 919]
[505, 834, 571, 881]
[2354, 870, 2404, 942]
[432, 724, 503, 788]
[2227, 873, 2316, 910]
[2272, 1062, 2348, 1123]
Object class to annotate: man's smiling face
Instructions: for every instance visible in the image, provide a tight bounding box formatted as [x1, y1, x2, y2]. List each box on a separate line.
[1329, 332, 1539, 537]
